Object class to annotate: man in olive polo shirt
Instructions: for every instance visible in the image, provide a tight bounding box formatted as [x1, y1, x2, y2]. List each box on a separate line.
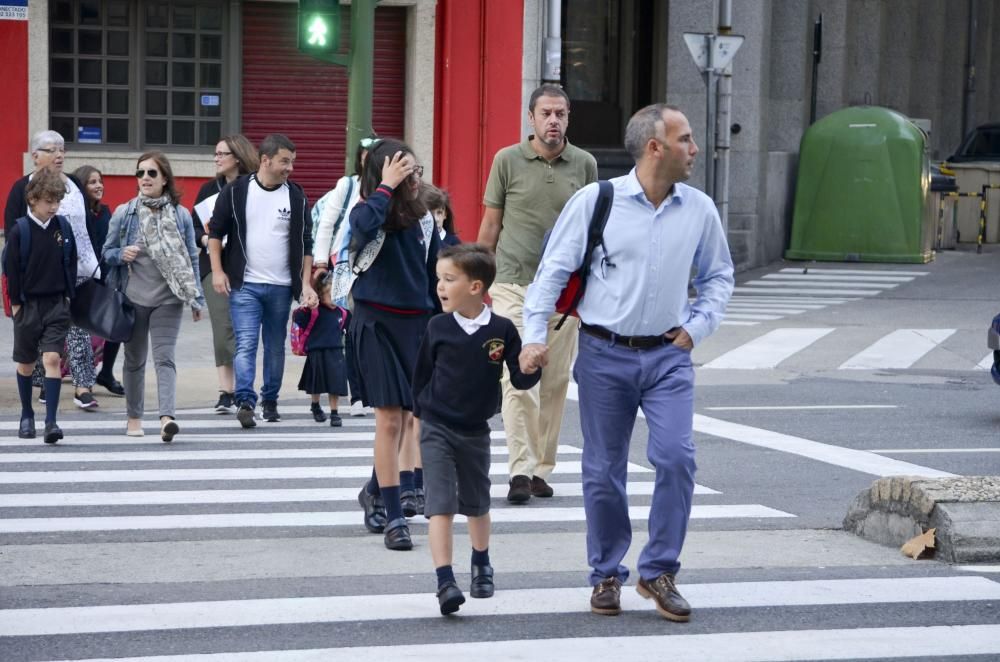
[478, 83, 598, 504]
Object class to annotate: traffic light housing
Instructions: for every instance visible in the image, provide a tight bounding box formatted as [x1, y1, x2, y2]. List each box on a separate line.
[298, 0, 340, 59]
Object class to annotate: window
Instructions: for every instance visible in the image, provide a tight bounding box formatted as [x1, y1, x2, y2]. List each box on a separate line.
[49, 0, 225, 149]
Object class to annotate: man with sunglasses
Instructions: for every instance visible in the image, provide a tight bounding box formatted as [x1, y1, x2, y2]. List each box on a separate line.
[477, 84, 598, 504]
[520, 104, 734, 622]
[208, 133, 318, 428]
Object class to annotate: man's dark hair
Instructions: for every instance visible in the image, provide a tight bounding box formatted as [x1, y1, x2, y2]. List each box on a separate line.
[359, 137, 427, 233]
[259, 133, 296, 159]
[624, 103, 682, 161]
[528, 84, 570, 113]
[25, 167, 66, 204]
[439, 243, 496, 291]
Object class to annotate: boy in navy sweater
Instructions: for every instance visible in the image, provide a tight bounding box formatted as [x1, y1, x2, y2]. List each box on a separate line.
[4, 168, 77, 443]
[412, 243, 541, 615]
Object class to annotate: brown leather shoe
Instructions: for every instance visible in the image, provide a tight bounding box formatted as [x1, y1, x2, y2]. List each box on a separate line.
[637, 573, 691, 622]
[530, 475, 554, 497]
[589, 577, 622, 615]
[507, 475, 532, 504]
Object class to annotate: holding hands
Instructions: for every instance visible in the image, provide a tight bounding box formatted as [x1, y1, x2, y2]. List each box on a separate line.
[519, 343, 548, 375]
[381, 151, 416, 189]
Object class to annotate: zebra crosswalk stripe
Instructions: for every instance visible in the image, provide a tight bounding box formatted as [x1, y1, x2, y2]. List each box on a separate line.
[839, 329, 956, 370]
[704, 328, 834, 369]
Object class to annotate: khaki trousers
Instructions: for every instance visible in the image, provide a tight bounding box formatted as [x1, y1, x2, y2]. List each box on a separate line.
[490, 282, 578, 480]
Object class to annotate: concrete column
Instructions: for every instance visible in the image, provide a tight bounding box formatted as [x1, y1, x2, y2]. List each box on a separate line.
[844, 0, 881, 107]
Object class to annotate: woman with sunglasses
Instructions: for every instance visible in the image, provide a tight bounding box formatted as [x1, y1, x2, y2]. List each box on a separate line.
[192, 135, 259, 414]
[103, 152, 205, 441]
[4, 130, 104, 410]
[350, 138, 440, 551]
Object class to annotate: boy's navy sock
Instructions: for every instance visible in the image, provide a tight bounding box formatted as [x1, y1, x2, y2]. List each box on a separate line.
[43, 377, 61, 424]
[414, 467, 424, 490]
[16, 373, 34, 419]
[399, 470, 415, 493]
[366, 468, 380, 496]
[471, 547, 491, 567]
[436, 565, 456, 589]
[381, 485, 403, 522]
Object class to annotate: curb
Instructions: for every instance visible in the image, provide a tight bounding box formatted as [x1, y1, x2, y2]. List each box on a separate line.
[843, 476, 1000, 563]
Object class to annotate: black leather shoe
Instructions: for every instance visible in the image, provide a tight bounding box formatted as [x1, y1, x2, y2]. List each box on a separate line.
[357, 484, 387, 533]
[530, 475, 554, 498]
[470, 563, 495, 598]
[18, 417, 35, 439]
[383, 517, 413, 551]
[507, 475, 532, 504]
[310, 402, 327, 422]
[637, 573, 691, 622]
[329, 412, 342, 427]
[437, 581, 465, 615]
[415, 487, 426, 517]
[43, 422, 63, 445]
[96, 373, 125, 396]
[590, 576, 622, 616]
[401, 489, 418, 518]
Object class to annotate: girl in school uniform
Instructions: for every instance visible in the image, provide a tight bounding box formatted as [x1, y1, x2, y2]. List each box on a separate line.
[295, 272, 348, 427]
[349, 138, 440, 551]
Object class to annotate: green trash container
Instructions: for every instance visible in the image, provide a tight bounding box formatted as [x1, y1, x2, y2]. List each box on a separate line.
[785, 106, 934, 263]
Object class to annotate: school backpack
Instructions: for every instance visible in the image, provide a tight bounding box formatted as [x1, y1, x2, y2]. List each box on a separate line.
[539, 180, 614, 330]
[2, 215, 75, 317]
[290, 304, 347, 356]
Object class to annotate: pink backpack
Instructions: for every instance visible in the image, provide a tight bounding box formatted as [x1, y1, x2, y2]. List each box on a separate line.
[290, 307, 319, 356]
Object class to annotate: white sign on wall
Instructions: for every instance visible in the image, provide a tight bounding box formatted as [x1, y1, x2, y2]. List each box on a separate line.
[0, 0, 27, 20]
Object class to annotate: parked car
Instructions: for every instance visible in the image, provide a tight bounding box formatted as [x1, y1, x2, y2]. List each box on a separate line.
[947, 123, 1000, 163]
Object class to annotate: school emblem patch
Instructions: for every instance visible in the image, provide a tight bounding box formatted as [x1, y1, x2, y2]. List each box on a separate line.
[484, 339, 505, 364]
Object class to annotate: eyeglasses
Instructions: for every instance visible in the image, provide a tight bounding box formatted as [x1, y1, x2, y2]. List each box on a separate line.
[214, 151, 233, 158]
[409, 165, 424, 180]
[359, 137, 381, 149]
[135, 169, 160, 179]
[36, 147, 66, 155]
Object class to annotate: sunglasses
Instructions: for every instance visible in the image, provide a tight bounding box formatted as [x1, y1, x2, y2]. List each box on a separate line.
[359, 137, 381, 149]
[135, 169, 160, 179]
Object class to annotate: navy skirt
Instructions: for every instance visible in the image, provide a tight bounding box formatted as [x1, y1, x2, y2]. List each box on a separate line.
[349, 301, 430, 409]
[298, 348, 349, 396]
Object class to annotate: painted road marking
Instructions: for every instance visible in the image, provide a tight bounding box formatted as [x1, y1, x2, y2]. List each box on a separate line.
[704, 328, 835, 370]
[840, 329, 956, 370]
[704, 405, 897, 411]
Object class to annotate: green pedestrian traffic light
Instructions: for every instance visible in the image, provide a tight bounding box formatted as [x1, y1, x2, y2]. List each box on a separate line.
[298, 0, 340, 59]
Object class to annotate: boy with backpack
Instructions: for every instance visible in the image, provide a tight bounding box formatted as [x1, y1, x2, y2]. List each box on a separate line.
[4, 168, 78, 443]
[412, 243, 541, 615]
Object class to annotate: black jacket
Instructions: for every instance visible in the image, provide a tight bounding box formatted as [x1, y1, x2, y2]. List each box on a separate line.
[4, 173, 85, 235]
[207, 174, 312, 299]
[192, 177, 225, 279]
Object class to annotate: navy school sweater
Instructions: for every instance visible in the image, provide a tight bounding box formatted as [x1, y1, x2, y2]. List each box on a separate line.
[292, 304, 346, 352]
[4, 216, 78, 301]
[412, 311, 541, 434]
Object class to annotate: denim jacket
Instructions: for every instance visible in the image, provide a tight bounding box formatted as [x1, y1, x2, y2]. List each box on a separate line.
[102, 197, 206, 309]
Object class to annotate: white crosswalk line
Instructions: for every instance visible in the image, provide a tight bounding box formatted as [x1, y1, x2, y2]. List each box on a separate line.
[761, 273, 915, 282]
[729, 296, 855, 303]
[720, 320, 759, 326]
[704, 328, 835, 369]
[0, 482, 721, 507]
[721, 313, 785, 321]
[839, 329, 956, 370]
[779, 267, 929, 276]
[1, 576, 993, 636]
[976, 352, 994, 370]
[0, 419, 382, 431]
[734, 287, 878, 296]
[744, 279, 896, 289]
[0, 460, 650, 484]
[0, 432, 405, 446]
[0, 504, 793, 533]
[726, 304, 816, 312]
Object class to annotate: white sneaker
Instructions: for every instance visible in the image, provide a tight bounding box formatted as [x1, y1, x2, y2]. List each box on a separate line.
[350, 401, 368, 417]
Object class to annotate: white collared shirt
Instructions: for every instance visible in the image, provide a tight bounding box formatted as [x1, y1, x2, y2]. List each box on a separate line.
[453, 303, 491, 335]
[27, 210, 51, 229]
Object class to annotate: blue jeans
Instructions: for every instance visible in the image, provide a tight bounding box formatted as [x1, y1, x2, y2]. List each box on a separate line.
[229, 282, 292, 407]
[574, 331, 696, 586]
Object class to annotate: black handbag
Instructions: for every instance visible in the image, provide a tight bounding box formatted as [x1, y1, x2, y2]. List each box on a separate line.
[70, 266, 135, 343]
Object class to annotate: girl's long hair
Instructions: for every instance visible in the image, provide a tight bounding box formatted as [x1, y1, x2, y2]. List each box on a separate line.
[72, 165, 103, 211]
[359, 138, 427, 233]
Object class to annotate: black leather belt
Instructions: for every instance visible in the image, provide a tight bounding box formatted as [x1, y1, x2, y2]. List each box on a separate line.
[580, 323, 681, 349]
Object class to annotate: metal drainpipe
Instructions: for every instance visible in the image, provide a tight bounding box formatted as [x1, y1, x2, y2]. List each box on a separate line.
[962, 0, 977, 139]
[542, 0, 562, 83]
[715, 0, 733, 234]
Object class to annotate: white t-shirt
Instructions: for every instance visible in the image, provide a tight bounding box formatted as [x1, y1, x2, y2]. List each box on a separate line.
[244, 176, 292, 286]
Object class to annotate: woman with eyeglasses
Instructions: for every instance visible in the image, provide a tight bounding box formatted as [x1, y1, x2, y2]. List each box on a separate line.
[4, 130, 104, 410]
[313, 135, 378, 418]
[191, 135, 259, 414]
[350, 138, 440, 551]
[103, 152, 205, 441]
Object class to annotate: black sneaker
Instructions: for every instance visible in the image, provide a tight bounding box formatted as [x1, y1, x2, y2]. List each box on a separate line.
[74, 391, 99, 410]
[311, 402, 327, 422]
[37, 388, 46, 404]
[214, 392, 236, 414]
[43, 422, 63, 444]
[261, 400, 280, 422]
[237, 403, 257, 429]
[329, 412, 342, 427]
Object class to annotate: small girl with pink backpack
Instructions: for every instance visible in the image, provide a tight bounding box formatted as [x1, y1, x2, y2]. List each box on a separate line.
[291, 272, 348, 426]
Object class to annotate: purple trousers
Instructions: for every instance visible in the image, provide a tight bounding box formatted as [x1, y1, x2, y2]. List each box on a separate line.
[574, 331, 696, 586]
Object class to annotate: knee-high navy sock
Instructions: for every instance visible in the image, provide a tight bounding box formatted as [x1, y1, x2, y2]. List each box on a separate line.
[414, 467, 424, 490]
[381, 485, 403, 522]
[399, 470, 415, 494]
[17, 373, 34, 419]
[472, 547, 491, 567]
[44, 377, 61, 424]
[366, 468, 380, 495]
[436, 565, 456, 590]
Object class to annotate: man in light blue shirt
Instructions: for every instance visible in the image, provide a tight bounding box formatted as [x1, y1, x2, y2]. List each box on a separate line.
[520, 104, 734, 622]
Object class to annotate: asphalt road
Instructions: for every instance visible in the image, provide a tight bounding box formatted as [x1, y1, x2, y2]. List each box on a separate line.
[1, 245, 999, 660]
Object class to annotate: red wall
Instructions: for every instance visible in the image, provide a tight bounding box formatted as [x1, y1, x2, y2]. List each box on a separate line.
[434, 0, 524, 242]
[0, 19, 29, 218]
